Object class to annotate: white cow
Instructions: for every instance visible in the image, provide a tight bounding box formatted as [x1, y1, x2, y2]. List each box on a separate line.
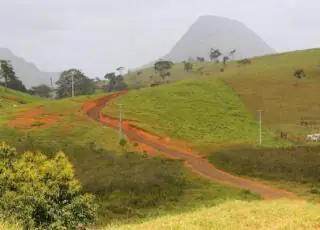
[306, 133, 320, 142]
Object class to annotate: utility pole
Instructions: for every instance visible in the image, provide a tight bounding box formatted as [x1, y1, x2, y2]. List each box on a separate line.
[258, 110, 263, 146]
[71, 70, 74, 98]
[119, 104, 123, 140]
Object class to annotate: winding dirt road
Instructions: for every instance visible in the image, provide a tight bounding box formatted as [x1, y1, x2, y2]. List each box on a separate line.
[83, 92, 299, 200]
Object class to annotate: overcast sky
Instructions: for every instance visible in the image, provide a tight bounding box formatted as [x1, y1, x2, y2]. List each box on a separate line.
[0, 0, 319, 77]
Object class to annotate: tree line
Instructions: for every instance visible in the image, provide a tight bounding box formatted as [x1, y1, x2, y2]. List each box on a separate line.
[0, 60, 128, 99]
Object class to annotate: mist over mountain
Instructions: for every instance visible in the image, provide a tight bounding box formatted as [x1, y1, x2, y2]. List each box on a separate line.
[164, 15, 275, 62]
[0, 48, 60, 88]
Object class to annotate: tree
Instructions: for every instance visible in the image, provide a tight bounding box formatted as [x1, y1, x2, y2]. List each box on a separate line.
[113, 81, 128, 91]
[104, 72, 117, 92]
[116, 66, 125, 76]
[31, 84, 52, 98]
[154, 60, 173, 82]
[104, 72, 125, 92]
[56, 69, 94, 98]
[229, 49, 236, 59]
[196, 57, 205, 62]
[183, 61, 193, 72]
[0, 142, 97, 229]
[209, 48, 222, 62]
[223, 56, 230, 66]
[0, 78, 27, 93]
[0, 60, 17, 88]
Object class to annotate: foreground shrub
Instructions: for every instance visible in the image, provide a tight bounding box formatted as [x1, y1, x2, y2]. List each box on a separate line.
[0, 142, 97, 229]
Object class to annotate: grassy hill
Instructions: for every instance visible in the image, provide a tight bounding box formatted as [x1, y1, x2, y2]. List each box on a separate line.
[103, 48, 320, 202]
[104, 77, 284, 149]
[1, 87, 262, 226]
[2, 48, 320, 228]
[125, 48, 320, 144]
[105, 200, 320, 230]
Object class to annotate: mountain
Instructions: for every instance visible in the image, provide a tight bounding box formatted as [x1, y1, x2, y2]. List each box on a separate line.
[165, 15, 275, 62]
[0, 48, 60, 88]
[134, 15, 275, 70]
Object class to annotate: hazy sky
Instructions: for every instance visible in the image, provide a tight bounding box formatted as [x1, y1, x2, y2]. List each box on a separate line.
[0, 0, 319, 77]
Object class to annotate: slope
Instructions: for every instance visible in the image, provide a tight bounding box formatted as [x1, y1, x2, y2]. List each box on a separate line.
[1, 88, 263, 225]
[103, 78, 280, 149]
[105, 200, 320, 230]
[220, 48, 320, 141]
[125, 48, 320, 143]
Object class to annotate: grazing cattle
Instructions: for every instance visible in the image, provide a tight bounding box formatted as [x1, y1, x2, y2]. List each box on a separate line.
[305, 133, 320, 142]
[280, 132, 288, 139]
[294, 69, 306, 79]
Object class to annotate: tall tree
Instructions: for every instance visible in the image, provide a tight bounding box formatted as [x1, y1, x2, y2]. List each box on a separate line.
[0, 60, 17, 88]
[31, 84, 52, 98]
[4, 79, 27, 93]
[56, 69, 94, 98]
[209, 48, 222, 62]
[104, 72, 117, 92]
[154, 60, 173, 81]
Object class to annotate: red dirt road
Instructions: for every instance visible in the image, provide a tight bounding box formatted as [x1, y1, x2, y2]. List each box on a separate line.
[84, 92, 299, 200]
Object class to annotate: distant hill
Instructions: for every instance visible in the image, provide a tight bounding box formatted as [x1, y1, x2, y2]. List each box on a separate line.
[0, 48, 60, 88]
[137, 15, 275, 70]
[165, 15, 275, 62]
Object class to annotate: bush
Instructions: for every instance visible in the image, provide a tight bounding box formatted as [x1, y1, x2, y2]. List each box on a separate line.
[209, 146, 320, 184]
[0, 142, 97, 229]
[31, 121, 46, 127]
[119, 139, 127, 147]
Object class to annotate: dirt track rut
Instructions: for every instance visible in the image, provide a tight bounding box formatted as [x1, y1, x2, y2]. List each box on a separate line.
[84, 92, 299, 200]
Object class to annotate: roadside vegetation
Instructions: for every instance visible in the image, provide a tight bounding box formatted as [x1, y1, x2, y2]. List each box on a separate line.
[0, 88, 260, 228]
[209, 145, 320, 202]
[105, 200, 320, 230]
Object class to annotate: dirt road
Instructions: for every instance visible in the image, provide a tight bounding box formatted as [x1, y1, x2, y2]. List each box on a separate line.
[84, 92, 299, 200]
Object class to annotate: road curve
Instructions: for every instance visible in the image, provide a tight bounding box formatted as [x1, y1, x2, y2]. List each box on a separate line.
[84, 92, 299, 200]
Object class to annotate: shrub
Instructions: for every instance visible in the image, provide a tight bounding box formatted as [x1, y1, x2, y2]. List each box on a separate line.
[209, 146, 320, 184]
[0, 142, 97, 229]
[31, 121, 46, 127]
[119, 139, 127, 147]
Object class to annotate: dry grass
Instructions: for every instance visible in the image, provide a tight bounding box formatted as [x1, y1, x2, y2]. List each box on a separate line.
[104, 200, 320, 230]
[0, 220, 21, 230]
[220, 48, 320, 141]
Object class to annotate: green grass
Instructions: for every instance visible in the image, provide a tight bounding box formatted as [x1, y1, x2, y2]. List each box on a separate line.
[1, 88, 261, 226]
[0, 85, 40, 103]
[125, 62, 212, 87]
[124, 48, 320, 143]
[209, 146, 320, 202]
[104, 200, 320, 230]
[104, 78, 284, 148]
[0, 90, 131, 153]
